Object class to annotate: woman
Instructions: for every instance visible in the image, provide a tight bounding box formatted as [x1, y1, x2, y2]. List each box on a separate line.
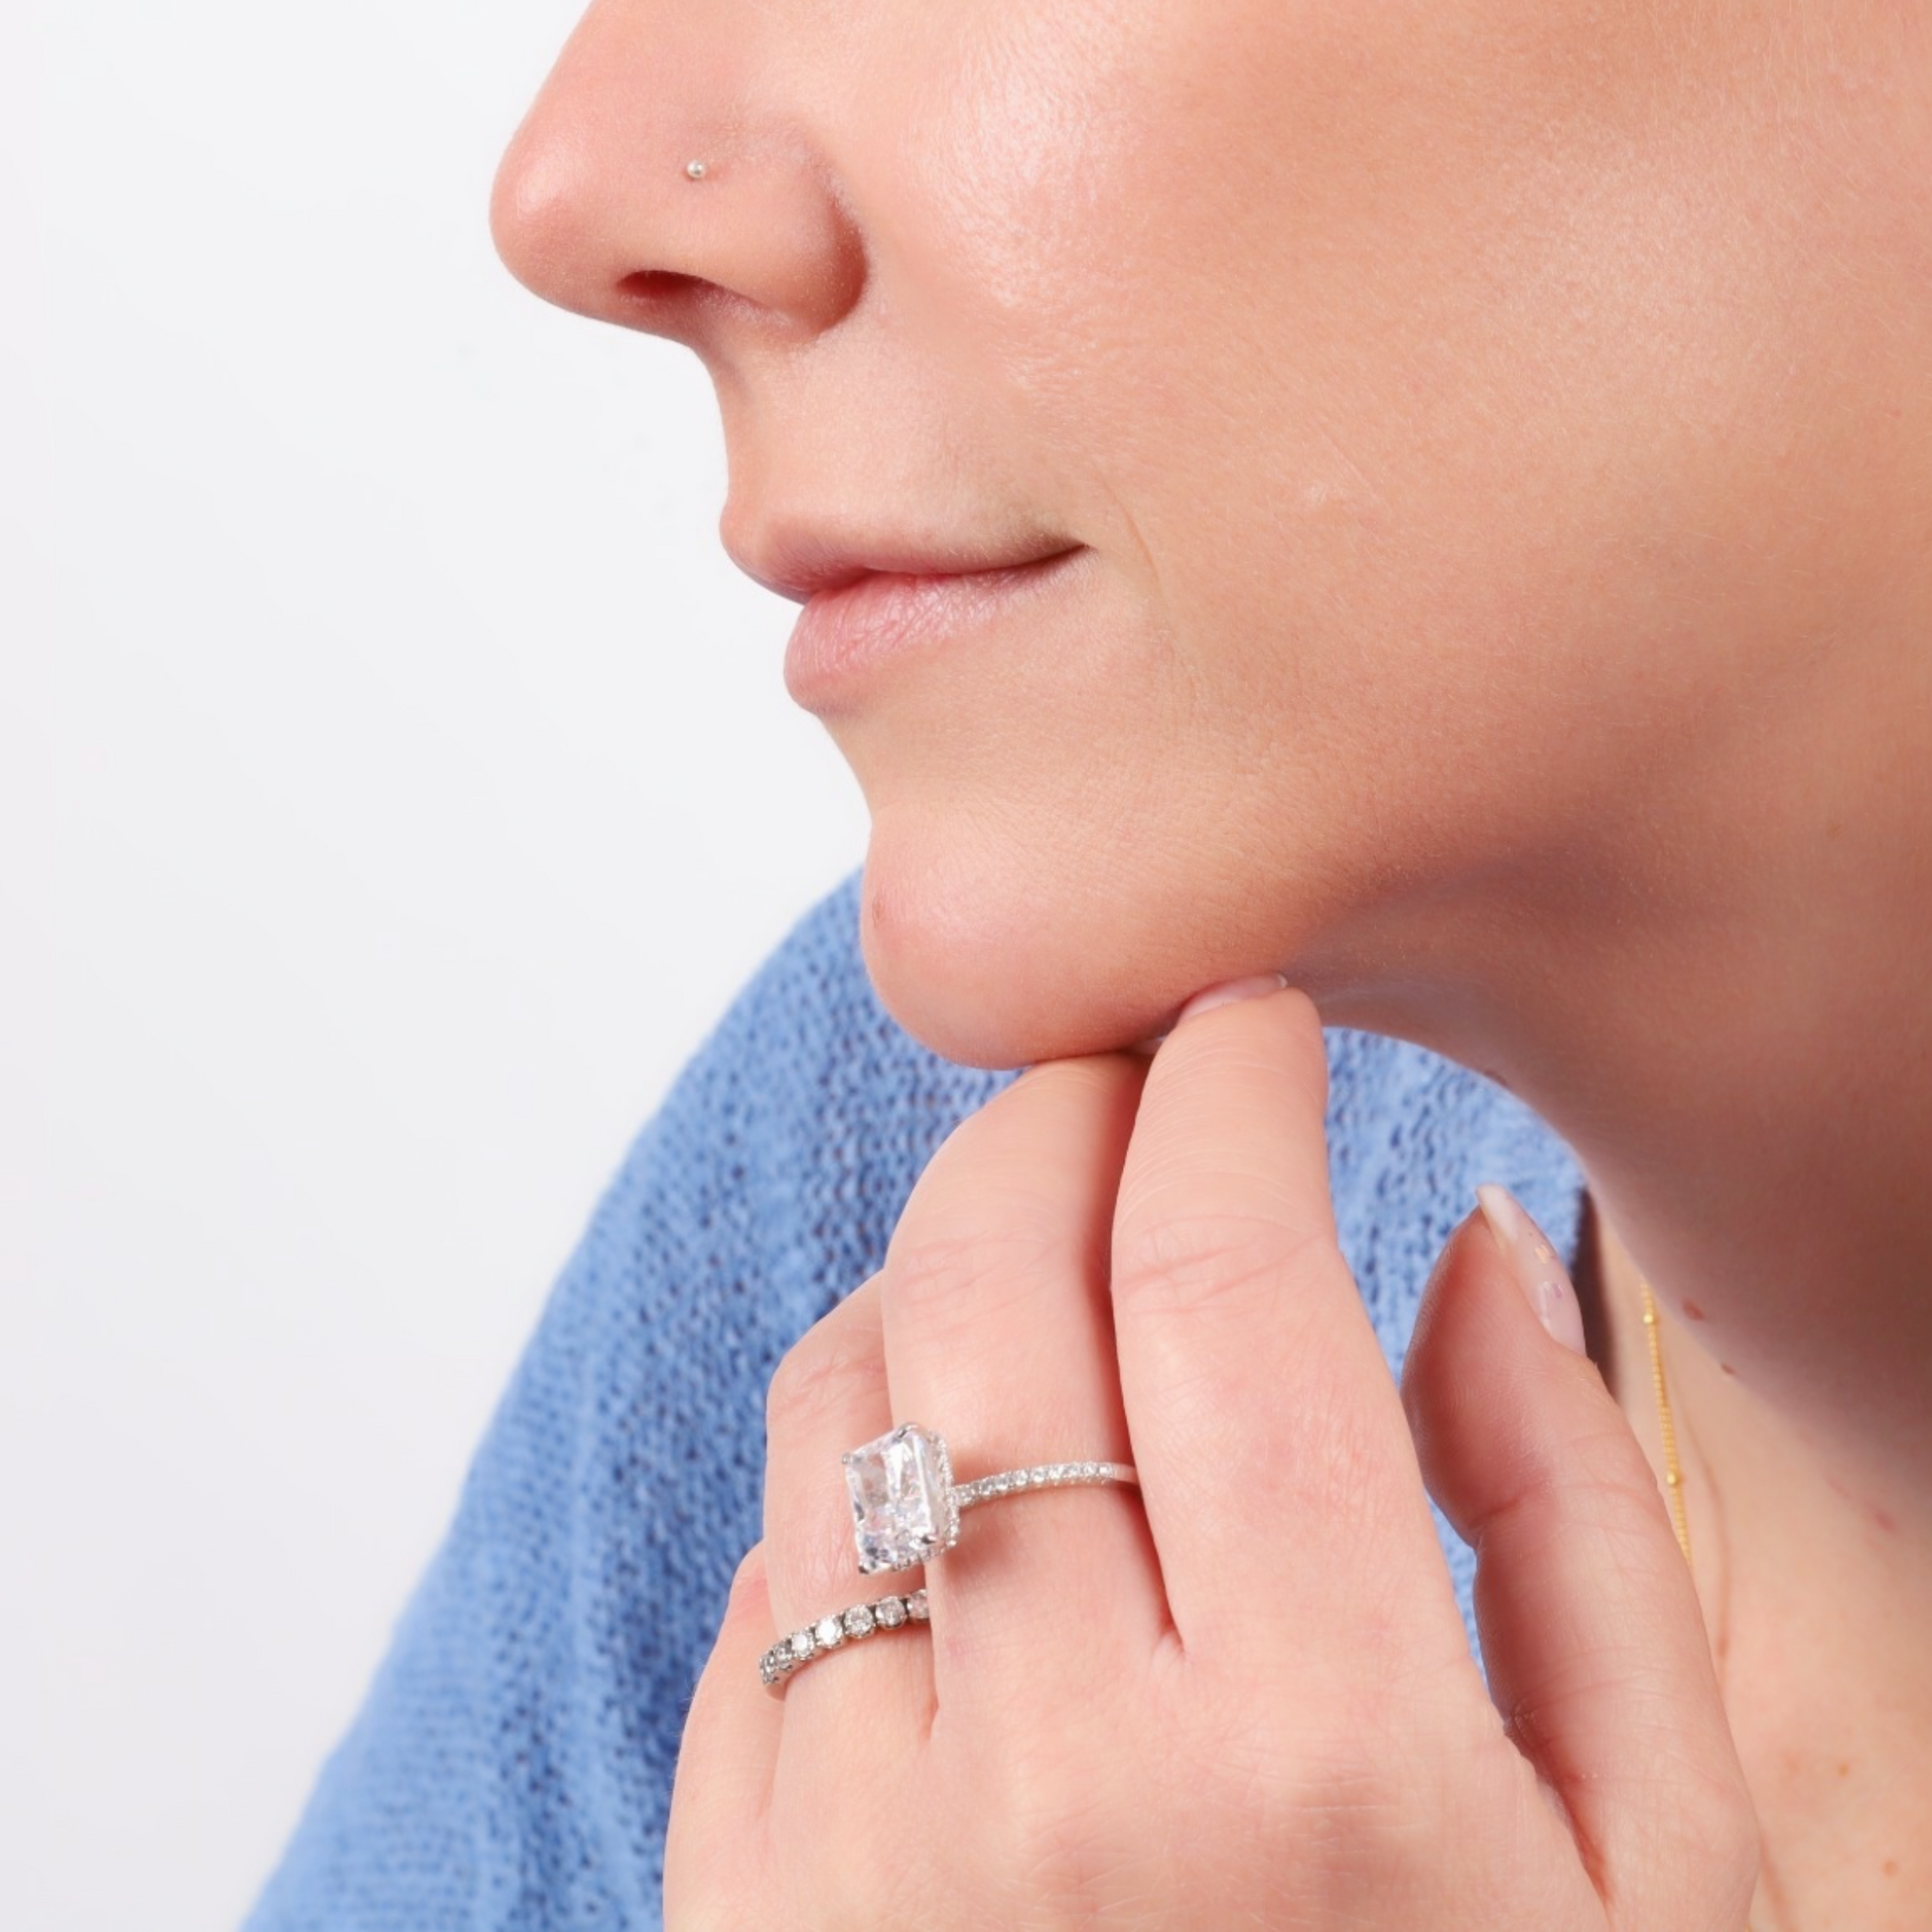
[250, 0, 1931, 1925]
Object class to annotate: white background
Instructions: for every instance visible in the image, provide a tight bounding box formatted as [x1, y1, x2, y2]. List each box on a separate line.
[1, 2, 867, 1925]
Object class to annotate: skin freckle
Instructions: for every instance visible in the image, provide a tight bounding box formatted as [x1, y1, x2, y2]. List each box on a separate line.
[1683, 1300, 1706, 1320]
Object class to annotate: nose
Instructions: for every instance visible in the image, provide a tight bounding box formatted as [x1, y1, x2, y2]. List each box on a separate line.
[489, 0, 866, 350]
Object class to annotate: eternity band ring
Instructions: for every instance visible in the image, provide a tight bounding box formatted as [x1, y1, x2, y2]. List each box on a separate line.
[758, 1422, 1141, 1695]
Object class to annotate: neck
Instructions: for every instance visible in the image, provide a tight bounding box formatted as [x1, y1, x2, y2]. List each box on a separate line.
[1323, 628, 1932, 1927]
[1513, 893, 1932, 1506]
[1328, 611, 1932, 1503]
[1592, 1215, 1932, 1929]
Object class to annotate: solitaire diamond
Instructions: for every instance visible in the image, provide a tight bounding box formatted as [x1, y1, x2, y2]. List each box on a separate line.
[843, 1423, 958, 1574]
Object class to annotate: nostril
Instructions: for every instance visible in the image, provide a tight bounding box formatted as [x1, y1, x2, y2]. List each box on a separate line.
[618, 268, 707, 305]
[613, 267, 759, 341]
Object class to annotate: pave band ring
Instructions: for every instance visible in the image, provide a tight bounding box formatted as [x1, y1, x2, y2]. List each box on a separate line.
[759, 1587, 929, 1693]
[757, 1423, 1140, 1693]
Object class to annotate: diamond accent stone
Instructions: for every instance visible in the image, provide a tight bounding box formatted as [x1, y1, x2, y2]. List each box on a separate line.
[843, 1603, 877, 1638]
[844, 1423, 957, 1574]
[789, 1629, 815, 1660]
[814, 1614, 845, 1648]
[876, 1594, 907, 1629]
[906, 1588, 929, 1620]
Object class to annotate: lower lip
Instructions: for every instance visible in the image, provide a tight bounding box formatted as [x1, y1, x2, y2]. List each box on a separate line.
[783, 551, 1084, 713]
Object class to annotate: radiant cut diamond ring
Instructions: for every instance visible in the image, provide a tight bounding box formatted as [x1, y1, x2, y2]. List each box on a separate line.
[844, 1423, 1140, 1574]
[758, 1423, 1141, 1694]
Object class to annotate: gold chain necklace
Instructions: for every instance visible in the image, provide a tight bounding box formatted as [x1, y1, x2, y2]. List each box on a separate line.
[1638, 1279, 1765, 1931]
[1639, 1280, 1695, 1568]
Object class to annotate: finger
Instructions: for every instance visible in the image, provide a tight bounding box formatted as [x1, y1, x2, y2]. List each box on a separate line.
[1109, 985, 1465, 1671]
[1401, 1190, 1760, 1930]
[878, 1053, 1168, 1713]
[759, 1276, 935, 1721]
[662, 1544, 779, 1930]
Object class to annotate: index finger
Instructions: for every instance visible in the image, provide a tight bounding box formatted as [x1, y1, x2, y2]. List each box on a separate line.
[1109, 986, 1463, 1674]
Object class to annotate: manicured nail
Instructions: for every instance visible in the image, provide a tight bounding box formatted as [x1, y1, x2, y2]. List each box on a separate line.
[1475, 1183, 1587, 1355]
[1173, 973, 1288, 1029]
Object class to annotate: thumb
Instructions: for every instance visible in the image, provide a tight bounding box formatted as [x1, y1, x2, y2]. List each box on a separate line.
[1401, 1187, 1760, 1932]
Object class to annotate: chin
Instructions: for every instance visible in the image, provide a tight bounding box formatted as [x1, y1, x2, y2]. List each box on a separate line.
[857, 858, 1061, 1070]
[853, 813, 1253, 1070]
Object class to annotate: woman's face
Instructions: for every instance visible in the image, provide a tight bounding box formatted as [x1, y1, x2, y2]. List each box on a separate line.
[493, 0, 1924, 1066]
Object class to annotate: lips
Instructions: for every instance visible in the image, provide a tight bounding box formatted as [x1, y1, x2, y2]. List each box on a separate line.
[780, 548, 1085, 714]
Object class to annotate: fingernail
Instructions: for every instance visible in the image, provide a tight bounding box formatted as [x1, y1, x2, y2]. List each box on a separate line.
[1475, 1183, 1587, 1355]
[1173, 973, 1288, 1029]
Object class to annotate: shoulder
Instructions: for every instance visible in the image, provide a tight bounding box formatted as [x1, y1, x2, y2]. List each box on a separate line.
[246, 878, 1009, 1930]
[622, 874, 1016, 1318]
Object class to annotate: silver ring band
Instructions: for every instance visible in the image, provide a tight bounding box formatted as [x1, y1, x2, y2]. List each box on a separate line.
[953, 1458, 1141, 1511]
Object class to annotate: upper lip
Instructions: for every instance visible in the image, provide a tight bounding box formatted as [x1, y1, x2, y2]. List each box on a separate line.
[726, 518, 1081, 605]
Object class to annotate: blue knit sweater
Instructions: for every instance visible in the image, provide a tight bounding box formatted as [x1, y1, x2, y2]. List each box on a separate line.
[246, 877, 1585, 1930]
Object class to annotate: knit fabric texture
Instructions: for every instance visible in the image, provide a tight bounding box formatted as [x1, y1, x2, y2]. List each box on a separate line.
[246, 876, 1585, 1930]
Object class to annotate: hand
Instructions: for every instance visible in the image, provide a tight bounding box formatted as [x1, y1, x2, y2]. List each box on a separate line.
[664, 985, 1759, 1928]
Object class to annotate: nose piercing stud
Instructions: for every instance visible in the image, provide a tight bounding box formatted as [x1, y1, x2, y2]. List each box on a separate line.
[684, 160, 709, 181]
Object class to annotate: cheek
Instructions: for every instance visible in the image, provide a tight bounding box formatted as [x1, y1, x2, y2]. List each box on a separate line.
[841, 0, 1837, 1058]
